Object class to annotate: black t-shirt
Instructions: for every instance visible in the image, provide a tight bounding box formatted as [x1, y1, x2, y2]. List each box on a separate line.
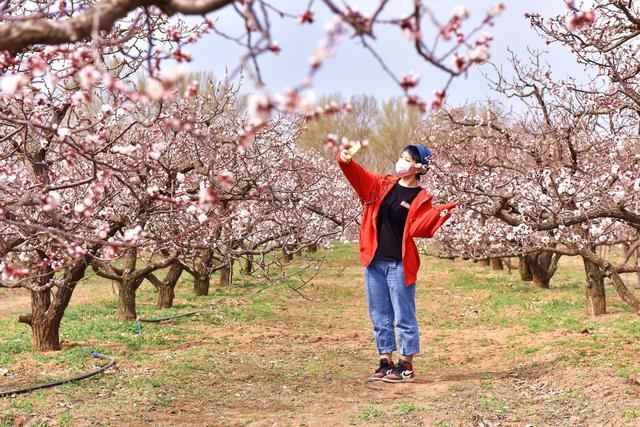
[374, 182, 422, 261]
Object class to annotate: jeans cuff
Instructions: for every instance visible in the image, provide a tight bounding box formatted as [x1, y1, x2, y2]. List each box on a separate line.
[399, 347, 419, 356]
[377, 346, 396, 354]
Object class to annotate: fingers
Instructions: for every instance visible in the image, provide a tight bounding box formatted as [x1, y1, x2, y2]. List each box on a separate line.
[415, 163, 429, 172]
[339, 149, 352, 162]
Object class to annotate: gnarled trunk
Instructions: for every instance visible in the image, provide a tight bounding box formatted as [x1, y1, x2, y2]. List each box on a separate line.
[219, 263, 232, 286]
[191, 249, 214, 296]
[635, 246, 640, 290]
[525, 251, 561, 289]
[20, 290, 61, 352]
[157, 286, 175, 309]
[116, 277, 144, 321]
[490, 258, 504, 271]
[282, 249, 293, 264]
[583, 256, 606, 316]
[193, 273, 210, 296]
[18, 261, 87, 352]
[244, 256, 253, 274]
[518, 256, 533, 282]
[478, 259, 490, 267]
[147, 262, 184, 309]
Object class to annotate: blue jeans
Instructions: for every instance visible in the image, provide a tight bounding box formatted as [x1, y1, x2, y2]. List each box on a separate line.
[364, 258, 419, 356]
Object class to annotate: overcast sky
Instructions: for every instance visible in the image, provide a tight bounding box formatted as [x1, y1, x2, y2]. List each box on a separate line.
[186, 1, 587, 108]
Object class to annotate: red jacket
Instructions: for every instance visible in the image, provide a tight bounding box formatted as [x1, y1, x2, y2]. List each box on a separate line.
[338, 155, 455, 286]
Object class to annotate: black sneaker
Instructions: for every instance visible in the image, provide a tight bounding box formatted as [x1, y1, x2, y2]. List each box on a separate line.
[382, 359, 415, 383]
[369, 358, 394, 381]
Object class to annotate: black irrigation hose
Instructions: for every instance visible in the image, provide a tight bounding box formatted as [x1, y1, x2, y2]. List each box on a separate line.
[137, 311, 202, 323]
[136, 310, 206, 335]
[0, 352, 116, 398]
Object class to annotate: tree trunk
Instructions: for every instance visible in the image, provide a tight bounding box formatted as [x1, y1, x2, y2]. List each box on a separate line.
[282, 249, 293, 264]
[526, 253, 550, 289]
[635, 246, 640, 290]
[579, 248, 640, 314]
[478, 259, 490, 267]
[22, 290, 62, 352]
[524, 251, 561, 289]
[150, 262, 184, 309]
[117, 277, 143, 321]
[193, 273, 210, 296]
[582, 256, 606, 316]
[518, 256, 533, 281]
[219, 265, 231, 286]
[308, 244, 318, 253]
[191, 248, 214, 296]
[490, 258, 504, 271]
[18, 260, 88, 352]
[531, 271, 550, 289]
[157, 284, 175, 309]
[244, 256, 253, 274]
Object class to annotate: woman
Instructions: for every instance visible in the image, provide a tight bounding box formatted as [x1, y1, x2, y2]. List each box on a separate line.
[337, 144, 456, 383]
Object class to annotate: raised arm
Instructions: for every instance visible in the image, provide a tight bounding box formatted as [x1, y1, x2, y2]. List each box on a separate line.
[336, 152, 382, 203]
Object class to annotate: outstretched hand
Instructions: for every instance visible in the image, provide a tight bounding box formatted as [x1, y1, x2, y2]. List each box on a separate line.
[339, 149, 353, 163]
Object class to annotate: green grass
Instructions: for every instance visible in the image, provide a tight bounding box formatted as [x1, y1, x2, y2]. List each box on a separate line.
[2, 245, 640, 425]
[392, 402, 422, 416]
[349, 405, 386, 424]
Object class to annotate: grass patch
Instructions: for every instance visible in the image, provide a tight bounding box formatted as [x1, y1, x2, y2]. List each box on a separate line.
[349, 405, 386, 424]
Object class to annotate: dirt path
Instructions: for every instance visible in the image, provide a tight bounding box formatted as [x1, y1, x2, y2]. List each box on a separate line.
[1, 249, 640, 426]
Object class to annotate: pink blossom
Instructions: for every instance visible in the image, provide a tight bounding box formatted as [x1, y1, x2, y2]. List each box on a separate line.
[400, 71, 420, 90]
[198, 182, 219, 206]
[112, 144, 139, 155]
[405, 95, 427, 112]
[298, 10, 315, 24]
[452, 53, 467, 72]
[173, 49, 192, 63]
[71, 90, 91, 106]
[122, 225, 144, 243]
[197, 213, 209, 224]
[42, 191, 61, 212]
[1, 74, 27, 95]
[57, 127, 71, 138]
[247, 93, 274, 123]
[324, 133, 339, 150]
[488, 3, 506, 18]
[400, 17, 421, 40]
[96, 224, 110, 239]
[2, 264, 30, 282]
[78, 65, 101, 89]
[184, 81, 199, 98]
[431, 90, 446, 111]
[310, 42, 330, 69]
[28, 55, 48, 76]
[469, 45, 490, 63]
[568, 11, 596, 30]
[145, 78, 166, 101]
[476, 33, 494, 46]
[452, 6, 470, 20]
[269, 42, 281, 54]
[277, 88, 300, 113]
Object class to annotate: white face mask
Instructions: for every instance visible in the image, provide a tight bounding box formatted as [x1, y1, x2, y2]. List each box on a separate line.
[395, 158, 415, 177]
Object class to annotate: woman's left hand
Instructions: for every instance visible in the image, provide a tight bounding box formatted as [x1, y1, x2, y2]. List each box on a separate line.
[414, 163, 429, 173]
